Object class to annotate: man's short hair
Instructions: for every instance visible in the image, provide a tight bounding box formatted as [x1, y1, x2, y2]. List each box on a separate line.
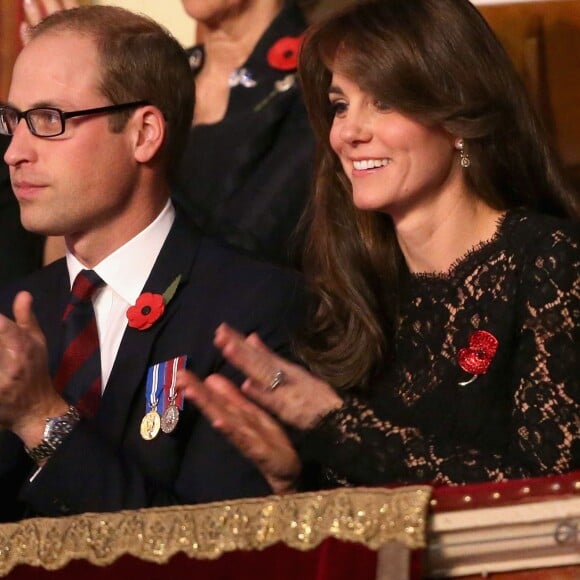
[30, 5, 194, 178]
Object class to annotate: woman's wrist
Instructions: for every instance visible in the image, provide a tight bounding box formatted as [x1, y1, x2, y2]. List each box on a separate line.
[304, 392, 344, 430]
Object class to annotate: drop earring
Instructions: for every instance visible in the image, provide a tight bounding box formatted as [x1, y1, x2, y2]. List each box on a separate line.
[457, 138, 471, 168]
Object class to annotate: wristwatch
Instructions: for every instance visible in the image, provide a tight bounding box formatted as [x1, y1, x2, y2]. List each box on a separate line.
[25, 406, 81, 463]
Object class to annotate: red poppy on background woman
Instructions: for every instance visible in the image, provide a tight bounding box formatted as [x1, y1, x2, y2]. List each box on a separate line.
[267, 35, 303, 71]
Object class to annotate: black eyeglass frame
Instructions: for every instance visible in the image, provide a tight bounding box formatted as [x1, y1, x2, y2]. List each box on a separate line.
[0, 100, 149, 138]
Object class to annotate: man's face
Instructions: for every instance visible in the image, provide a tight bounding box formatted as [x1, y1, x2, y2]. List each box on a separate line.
[4, 31, 139, 248]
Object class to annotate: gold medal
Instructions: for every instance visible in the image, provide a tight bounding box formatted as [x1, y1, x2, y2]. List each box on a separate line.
[160, 403, 180, 434]
[140, 410, 161, 440]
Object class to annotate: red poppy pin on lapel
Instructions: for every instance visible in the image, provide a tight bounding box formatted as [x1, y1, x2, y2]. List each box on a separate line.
[127, 275, 181, 331]
[457, 330, 498, 386]
[267, 36, 303, 71]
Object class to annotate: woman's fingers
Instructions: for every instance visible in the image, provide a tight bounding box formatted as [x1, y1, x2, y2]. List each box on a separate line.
[213, 323, 343, 429]
[205, 376, 301, 493]
[177, 369, 280, 433]
[177, 369, 300, 494]
[215, 323, 293, 390]
[176, 369, 242, 425]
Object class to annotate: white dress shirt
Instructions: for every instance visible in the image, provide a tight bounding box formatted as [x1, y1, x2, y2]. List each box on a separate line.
[65, 200, 175, 389]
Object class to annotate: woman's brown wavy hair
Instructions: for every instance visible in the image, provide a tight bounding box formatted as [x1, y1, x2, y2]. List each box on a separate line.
[296, 0, 579, 389]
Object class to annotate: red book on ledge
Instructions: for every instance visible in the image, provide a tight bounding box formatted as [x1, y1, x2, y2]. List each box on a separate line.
[425, 470, 580, 578]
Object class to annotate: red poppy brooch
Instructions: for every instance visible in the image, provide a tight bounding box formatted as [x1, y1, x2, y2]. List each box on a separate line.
[126, 275, 181, 331]
[457, 330, 498, 385]
[267, 35, 303, 71]
[254, 35, 304, 112]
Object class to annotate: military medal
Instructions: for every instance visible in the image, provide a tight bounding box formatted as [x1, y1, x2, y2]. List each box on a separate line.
[141, 363, 163, 440]
[140, 409, 161, 440]
[142, 355, 188, 440]
[161, 403, 179, 434]
[161, 357, 181, 434]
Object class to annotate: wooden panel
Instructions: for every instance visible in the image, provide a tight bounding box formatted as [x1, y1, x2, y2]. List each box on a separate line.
[0, 3, 23, 102]
[478, 1, 580, 179]
[543, 16, 580, 166]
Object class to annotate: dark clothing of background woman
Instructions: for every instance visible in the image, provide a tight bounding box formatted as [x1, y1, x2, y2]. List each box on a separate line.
[172, 2, 314, 269]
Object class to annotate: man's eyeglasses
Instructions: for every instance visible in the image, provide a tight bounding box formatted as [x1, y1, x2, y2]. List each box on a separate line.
[0, 101, 149, 138]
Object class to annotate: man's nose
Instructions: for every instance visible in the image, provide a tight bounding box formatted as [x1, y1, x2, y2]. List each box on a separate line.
[3, 120, 37, 167]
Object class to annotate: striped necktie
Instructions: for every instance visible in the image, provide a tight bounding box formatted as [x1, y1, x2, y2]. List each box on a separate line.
[53, 269, 105, 417]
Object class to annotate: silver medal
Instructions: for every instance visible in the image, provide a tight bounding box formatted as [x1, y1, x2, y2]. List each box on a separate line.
[160, 403, 180, 434]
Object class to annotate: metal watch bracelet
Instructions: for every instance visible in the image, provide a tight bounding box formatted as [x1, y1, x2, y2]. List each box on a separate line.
[25, 405, 81, 463]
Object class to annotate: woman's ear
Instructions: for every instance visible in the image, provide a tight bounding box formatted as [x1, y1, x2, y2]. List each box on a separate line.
[132, 105, 166, 164]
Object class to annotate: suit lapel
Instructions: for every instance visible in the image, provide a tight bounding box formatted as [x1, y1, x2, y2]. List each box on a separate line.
[95, 211, 201, 440]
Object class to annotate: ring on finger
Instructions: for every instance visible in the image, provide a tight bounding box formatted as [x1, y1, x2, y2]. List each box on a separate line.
[267, 369, 286, 391]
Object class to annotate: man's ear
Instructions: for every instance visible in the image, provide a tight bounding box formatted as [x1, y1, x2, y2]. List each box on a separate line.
[132, 105, 166, 164]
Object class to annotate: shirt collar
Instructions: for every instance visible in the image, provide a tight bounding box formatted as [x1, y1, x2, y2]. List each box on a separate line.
[66, 200, 176, 304]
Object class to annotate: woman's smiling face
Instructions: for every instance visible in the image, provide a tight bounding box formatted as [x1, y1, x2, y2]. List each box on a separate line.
[328, 71, 462, 220]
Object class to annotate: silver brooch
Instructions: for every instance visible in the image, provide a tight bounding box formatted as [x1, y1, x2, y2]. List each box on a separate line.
[274, 74, 296, 93]
[254, 74, 296, 112]
[188, 48, 203, 71]
[229, 67, 257, 88]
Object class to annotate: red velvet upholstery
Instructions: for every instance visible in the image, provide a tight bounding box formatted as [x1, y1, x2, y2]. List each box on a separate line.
[5, 539, 378, 580]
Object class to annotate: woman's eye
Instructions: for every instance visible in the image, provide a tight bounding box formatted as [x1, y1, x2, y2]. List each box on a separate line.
[329, 100, 347, 117]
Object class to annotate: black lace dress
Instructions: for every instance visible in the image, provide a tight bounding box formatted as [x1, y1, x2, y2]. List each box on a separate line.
[301, 210, 580, 486]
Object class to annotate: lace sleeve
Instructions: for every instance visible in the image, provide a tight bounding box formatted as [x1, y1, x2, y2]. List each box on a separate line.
[302, 225, 580, 486]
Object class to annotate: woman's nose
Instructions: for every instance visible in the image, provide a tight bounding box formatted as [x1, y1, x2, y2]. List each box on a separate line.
[338, 111, 372, 144]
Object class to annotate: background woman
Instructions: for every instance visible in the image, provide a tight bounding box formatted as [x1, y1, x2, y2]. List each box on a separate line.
[174, 0, 316, 267]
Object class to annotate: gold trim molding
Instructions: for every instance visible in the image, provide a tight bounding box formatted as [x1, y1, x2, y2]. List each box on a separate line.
[0, 486, 430, 576]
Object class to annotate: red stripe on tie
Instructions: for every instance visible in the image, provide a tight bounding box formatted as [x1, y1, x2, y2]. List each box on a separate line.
[53, 319, 100, 387]
[54, 270, 104, 417]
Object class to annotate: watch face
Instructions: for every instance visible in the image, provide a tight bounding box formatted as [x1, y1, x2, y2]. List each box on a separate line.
[27, 407, 81, 462]
[43, 408, 80, 439]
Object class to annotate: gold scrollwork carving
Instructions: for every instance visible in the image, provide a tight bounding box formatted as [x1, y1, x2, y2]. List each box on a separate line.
[0, 486, 431, 575]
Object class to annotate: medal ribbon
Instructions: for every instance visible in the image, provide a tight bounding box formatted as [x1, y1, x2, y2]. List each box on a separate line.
[146, 355, 188, 414]
[145, 363, 164, 413]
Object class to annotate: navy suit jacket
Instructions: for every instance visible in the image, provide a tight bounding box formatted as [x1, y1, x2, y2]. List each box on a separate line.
[0, 210, 306, 521]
